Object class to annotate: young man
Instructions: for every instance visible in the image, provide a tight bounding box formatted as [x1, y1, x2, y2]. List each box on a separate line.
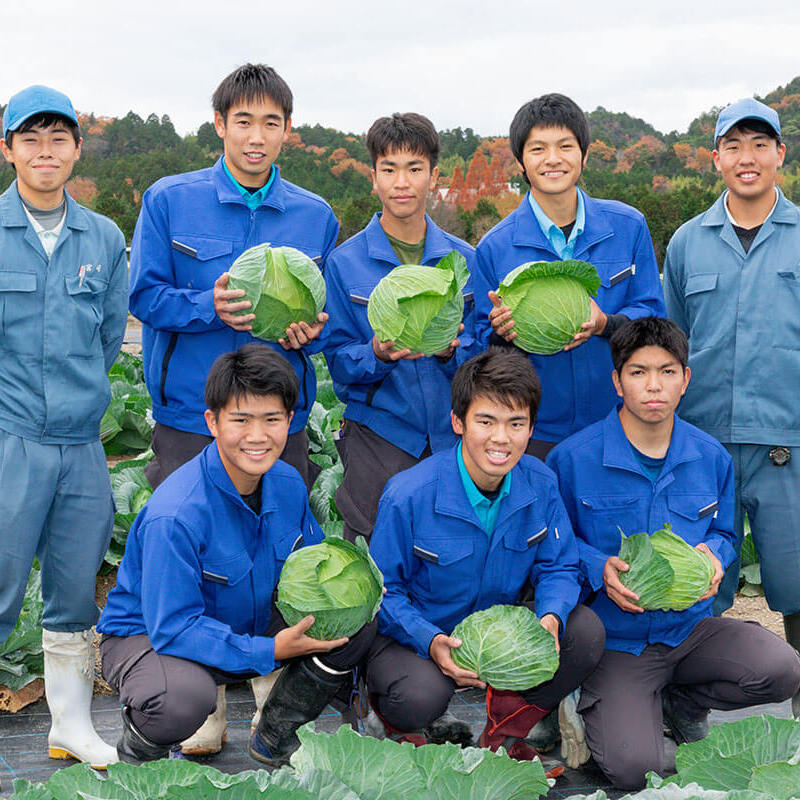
[97, 346, 375, 765]
[546, 317, 800, 790]
[367, 349, 605, 759]
[663, 100, 800, 709]
[324, 112, 478, 542]
[474, 93, 665, 460]
[129, 63, 338, 492]
[0, 85, 128, 768]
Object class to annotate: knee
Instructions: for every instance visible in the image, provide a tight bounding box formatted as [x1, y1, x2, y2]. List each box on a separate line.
[139, 671, 218, 744]
[598, 746, 661, 792]
[379, 675, 453, 731]
[762, 643, 800, 702]
[564, 605, 606, 672]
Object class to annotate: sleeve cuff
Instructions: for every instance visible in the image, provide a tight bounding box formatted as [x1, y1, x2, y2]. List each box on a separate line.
[598, 313, 630, 339]
[704, 535, 736, 571]
[251, 635, 276, 675]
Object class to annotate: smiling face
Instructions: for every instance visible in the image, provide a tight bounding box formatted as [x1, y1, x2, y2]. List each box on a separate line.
[0, 121, 81, 208]
[612, 345, 690, 431]
[204, 393, 292, 494]
[520, 124, 586, 205]
[214, 95, 290, 188]
[713, 127, 785, 208]
[451, 395, 533, 492]
[371, 147, 438, 230]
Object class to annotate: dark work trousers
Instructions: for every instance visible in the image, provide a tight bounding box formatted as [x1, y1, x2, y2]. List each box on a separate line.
[525, 439, 558, 462]
[145, 423, 320, 493]
[335, 420, 431, 542]
[580, 617, 800, 790]
[100, 611, 377, 745]
[365, 604, 605, 732]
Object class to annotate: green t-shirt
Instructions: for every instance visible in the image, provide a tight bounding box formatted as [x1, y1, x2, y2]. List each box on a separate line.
[385, 231, 425, 266]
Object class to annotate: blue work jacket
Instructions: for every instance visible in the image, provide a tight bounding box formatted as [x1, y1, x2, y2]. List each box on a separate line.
[370, 446, 581, 658]
[129, 158, 339, 436]
[546, 408, 736, 654]
[664, 189, 800, 445]
[324, 214, 479, 457]
[0, 183, 128, 444]
[474, 191, 665, 443]
[98, 442, 323, 675]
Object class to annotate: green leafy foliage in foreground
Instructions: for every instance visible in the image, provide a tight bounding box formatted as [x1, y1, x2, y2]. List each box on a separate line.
[101, 352, 154, 455]
[8, 723, 551, 799]
[738, 519, 762, 597]
[451, 605, 559, 691]
[105, 452, 154, 567]
[0, 566, 43, 691]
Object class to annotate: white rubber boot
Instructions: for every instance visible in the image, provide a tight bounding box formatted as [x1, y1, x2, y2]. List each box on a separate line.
[180, 685, 227, 755]
[250, 670, 282, 732]
[42, 629, 118, 768]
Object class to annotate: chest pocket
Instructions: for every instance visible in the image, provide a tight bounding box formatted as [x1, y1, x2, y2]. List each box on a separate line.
[273, 529, 305, 570]
[65, 274, 107, 358]
[171, 236, 234, 290]
[773, 269, 800, 350]
[666, 495, 719, 545]
[580, 496, 642, 553]
[348, 283, 373, 310]
[0, 271, 37, 351]
[201, 550, 254, 620]
[412, 537, 474, 592]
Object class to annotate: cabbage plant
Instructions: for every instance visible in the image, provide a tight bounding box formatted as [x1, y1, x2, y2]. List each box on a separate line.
[619, 524, 714, 611]
[228, 244, 326, 342]
[276, 536, 383, 640]
[450, 605, 559, 691]
[367, 250, 469, 355]
[497, 259, 601, 354]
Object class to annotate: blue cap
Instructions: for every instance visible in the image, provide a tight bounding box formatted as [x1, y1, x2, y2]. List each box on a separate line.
[714, 98, 780, 142]
[3, 85, 79, 139]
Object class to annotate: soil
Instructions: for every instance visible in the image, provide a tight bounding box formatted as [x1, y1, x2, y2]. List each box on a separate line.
[724, 592, 785, 639]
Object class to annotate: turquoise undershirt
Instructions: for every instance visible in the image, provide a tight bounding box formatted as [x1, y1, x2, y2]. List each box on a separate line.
[222, 156, 275, 210]
[456, 442, 511, 536]
[528, 189, 586, 258]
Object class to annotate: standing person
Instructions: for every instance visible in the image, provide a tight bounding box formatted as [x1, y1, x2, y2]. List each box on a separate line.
[0, 85, 128, 767]
[547, 317, 800, 790]
[130, 63, 338, 493]
[324, 112, 478, 542]
[474, 93, 665, 461]
[128, 62, 338, 754]
[663, 99, 800, 715]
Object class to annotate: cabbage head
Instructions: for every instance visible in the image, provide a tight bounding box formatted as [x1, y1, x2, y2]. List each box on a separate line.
[276, 536, 383, 641]
[367, 250, 469, 355]
[228, 244, 326, 342]
[619, 524, 714, 611]
[497, 260, 601, 354]
[450, 605, 559, 691]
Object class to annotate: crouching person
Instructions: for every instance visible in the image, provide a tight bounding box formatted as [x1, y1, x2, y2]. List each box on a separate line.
[97, 345, 376, 764]
[366, 349, 605, 758]
[546, 317, 800, 790]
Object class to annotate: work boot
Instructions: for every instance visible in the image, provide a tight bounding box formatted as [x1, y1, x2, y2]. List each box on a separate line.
[365, 696, 427, 746]
[479, 686, 550, 761]
[248, 657, 350, 767]
[526, 709, 560, 753]
[117, 706, 176, 764]
[783, 612, 800, 719]
[662, 686, 709, 744]
[180, 685, 227, 755]
[424, 710, 474, 747]
[42, 629, 118, 768]
[558, 689, 591, 768]
[250, 671, 282, 732]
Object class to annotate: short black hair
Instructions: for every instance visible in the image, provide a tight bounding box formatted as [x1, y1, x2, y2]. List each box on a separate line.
[509, 93, 590, 184]
[205, 344, 298, 416]
[212, 63, 293, 123]
[452, 348, 541, 427]
[610, 317, 689, 374]
[4, 112, 80, 148]
[366, 112, 440, 168]
[715, 117, 782, 149]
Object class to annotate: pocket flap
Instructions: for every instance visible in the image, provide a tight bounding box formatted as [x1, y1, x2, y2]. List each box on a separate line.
[601, 265, 635, 288]
[201, 550, 253, 587]
[172, 236, 234, 261]
[0, 271, 37, 293]
[413, 538, 473, 566]
[667, 494, 719, 521]
[580, 496, 638, 512]
[65, 273, 107, 296]
[504, 525, 548, 552]
[685, 273, 718, 296]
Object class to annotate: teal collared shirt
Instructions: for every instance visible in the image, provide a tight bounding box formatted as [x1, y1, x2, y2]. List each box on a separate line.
[528, 189, 586, 258]
[456, 442, 511, 535]
[222, 157, 275, 210]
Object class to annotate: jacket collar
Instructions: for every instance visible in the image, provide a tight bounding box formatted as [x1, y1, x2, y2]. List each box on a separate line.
[0, 181, 89, 231]
[211, 156, 286, 213]
[203, 440, 279, 515]
[364, 213, 456, 266]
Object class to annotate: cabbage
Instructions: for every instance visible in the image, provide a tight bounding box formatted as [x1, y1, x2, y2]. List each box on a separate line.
[367, 250, 469, 355]
[228, 244, 326, 342]
[497, 259, 601, 354]
[276, 536, 383, 641]
[450, 605, 559, 691]
[619, 524, 714, 611]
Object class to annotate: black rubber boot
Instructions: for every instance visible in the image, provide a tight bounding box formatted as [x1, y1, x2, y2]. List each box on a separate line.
[662, 686, 709, 744]
[783, 612, 800, 719]
[248, 657, 350, 767]
[117, 707, 175, 764]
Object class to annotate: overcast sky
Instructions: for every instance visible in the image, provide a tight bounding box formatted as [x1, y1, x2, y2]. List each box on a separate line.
[3, 0, 798, 139]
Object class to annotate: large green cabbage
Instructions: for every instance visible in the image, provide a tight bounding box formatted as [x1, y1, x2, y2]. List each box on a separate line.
[228, 244, 326, 342]
[497, 259, 601, 354]
[367, 250, 469, 355]
[276, 536, 383, 641]
[619, 524, 714, 611]
[450, 605, 559, 691]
